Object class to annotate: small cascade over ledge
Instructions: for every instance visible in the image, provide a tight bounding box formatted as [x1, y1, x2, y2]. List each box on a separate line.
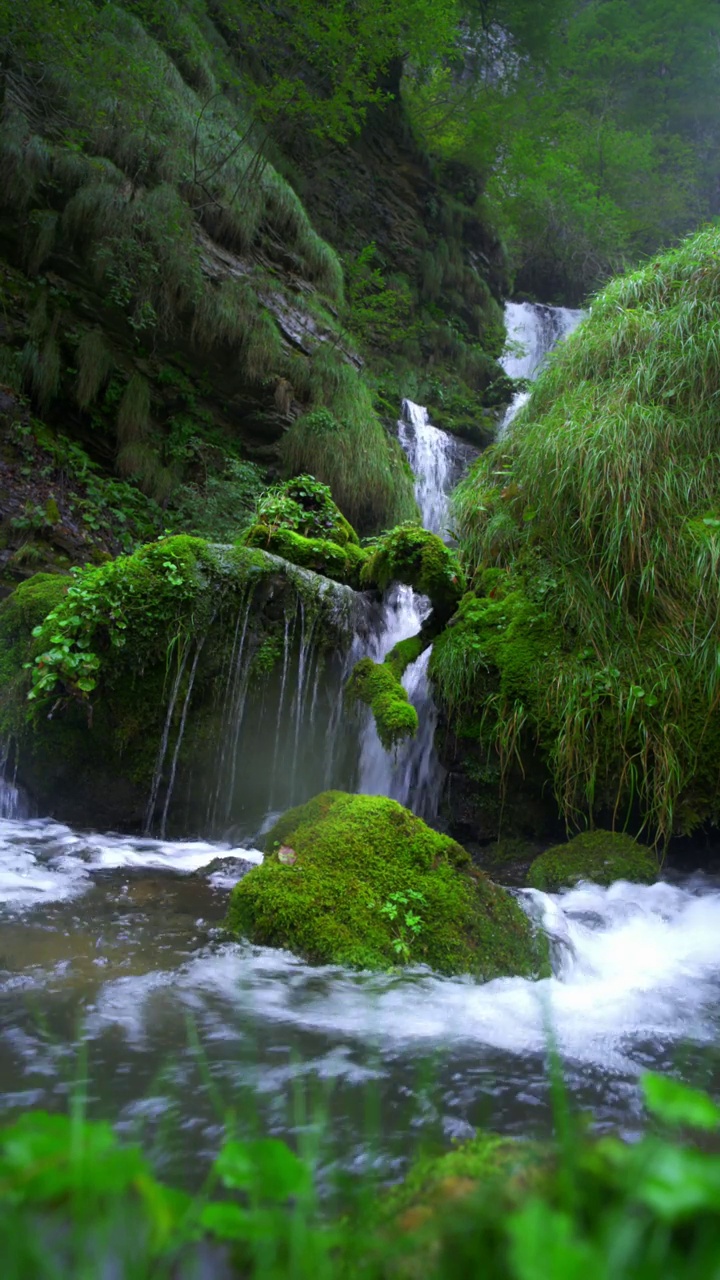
[356, 399, 471, 819]
[500, 300, 584, 433]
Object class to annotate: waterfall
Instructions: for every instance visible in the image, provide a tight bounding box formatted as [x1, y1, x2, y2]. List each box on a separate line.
[357, 586, 444, 818]
[357, 400, 472, 817]
[0, 744, 30, 821]
[500, 301, 584, 433]
[398, 400, 456, 535]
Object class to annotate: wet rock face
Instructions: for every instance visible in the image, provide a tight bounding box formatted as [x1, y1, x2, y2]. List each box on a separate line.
[0, 540, 360, 835]
[436, 721, 563, 851]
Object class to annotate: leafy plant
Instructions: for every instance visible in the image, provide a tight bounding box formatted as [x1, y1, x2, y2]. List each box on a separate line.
[370, 889, 427, 962]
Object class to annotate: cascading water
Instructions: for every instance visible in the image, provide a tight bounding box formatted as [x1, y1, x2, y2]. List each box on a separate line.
[500, 300, 584, 433]
[398, 399, 466, 536]
[357, 400, 473, 817]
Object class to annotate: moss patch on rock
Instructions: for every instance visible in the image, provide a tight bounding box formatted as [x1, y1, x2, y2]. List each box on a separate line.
[241, 475, 368, 586]
[362, 524, 466, 620]
[527, 830, 658, 892]
[243, 526, 366, 589]
[0, 572, 70, 737]
[226, 791, 547, 978]
[345, 657, 418, 750]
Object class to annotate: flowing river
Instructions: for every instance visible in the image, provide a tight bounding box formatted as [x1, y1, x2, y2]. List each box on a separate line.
[2, 303, 719, 1192]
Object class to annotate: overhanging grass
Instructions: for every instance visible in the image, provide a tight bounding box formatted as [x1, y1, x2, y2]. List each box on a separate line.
[281, 351, 418, 533]
[449, 226, 720, 839]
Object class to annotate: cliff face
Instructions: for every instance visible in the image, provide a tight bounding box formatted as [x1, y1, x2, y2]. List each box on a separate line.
[0, 5, 509, 589]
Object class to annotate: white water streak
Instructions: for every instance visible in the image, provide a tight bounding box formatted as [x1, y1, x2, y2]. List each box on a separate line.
[500, 301, 584, 433]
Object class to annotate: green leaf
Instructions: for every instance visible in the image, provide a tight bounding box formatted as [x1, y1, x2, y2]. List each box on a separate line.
[214, 1138, 310, 1201]
[643, 1073, 720, 1129]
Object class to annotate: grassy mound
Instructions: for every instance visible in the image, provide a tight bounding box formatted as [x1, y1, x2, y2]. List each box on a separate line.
[449, 226, 720, 840]
[226, 791, 547, 978]
[527, 831, 658, 892]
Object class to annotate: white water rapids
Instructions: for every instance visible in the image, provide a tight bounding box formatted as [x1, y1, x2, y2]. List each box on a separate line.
[0, 811, 719, 1175]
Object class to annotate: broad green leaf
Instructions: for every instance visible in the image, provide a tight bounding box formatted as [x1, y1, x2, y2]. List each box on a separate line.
[643, 1073, 720, 1130]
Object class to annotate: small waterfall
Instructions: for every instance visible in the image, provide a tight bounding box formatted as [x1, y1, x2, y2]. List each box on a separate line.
[398, 400, 457, 535]
[357, 587, 445, 818]
[500, 301, 584, 433]
[358, 399, 472, 818]
[0, 744, 30, 821]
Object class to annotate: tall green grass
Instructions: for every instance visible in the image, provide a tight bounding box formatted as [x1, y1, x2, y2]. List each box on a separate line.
[450, 227, 720, 839]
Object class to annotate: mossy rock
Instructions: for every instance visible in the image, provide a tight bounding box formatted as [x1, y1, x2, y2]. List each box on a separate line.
[0, 571, 70, 736]
[526, 830, 658, 892]
[377, 1132, 547, 1236]
[361, 524, 466, 620]
[345, 656, 418, 750]
[226, 792, 547, 978]
[0, 539, 358, 829]
[242, 525, 367, 588]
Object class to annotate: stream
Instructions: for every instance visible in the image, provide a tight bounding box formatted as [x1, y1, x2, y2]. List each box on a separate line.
[2, 303, 719, 1192]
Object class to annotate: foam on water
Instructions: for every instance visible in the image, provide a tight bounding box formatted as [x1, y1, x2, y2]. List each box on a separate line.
[81, 872, 720, 1076]
[0, 816, 262, 909]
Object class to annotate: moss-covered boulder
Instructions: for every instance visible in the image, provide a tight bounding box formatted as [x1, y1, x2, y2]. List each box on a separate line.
[361, 524, 466, 620]
[526, 831, 658, 892]
[0, 539, 359, 831]
[226, 792, 547, 978]
[241, 475, 369, 587]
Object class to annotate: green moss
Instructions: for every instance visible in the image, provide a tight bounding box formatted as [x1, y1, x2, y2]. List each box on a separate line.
[385, 634, 426, 680]
[362, 524, 466, 619]
[430, 583, 557, 725]
[242, 526, 366, 589]
[526, 831, 658, 892]
[346, 657, 418, 750]
[377, 1132, 546, 1231]
[0, 572, 70, 735]
[226, 791, 546, 978]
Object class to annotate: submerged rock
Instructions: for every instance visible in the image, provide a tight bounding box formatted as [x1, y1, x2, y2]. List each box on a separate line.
[226, 791, 547, 978]
[526, 830, 658, 892]
[377, 1131, 546, 1236]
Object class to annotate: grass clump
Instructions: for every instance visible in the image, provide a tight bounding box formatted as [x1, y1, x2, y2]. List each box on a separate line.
[527, 831, 658, 892]
[227, 791, 546, 977]
[451, 225, 720, 841]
